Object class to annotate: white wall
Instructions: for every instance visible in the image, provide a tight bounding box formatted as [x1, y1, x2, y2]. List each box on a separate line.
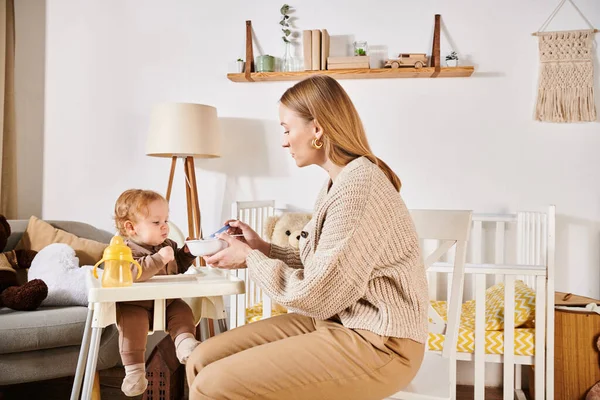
[43, 0, 600, 305]
[15, 0, 45, 219]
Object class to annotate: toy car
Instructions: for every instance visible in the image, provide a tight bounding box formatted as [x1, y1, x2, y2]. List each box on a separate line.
[384, 53, 429, 69]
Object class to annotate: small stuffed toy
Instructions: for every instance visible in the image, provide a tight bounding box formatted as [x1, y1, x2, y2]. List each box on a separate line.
[28, 243, 100, 307]
[264, 212, 312, 250]
[586, 336, 600, 399]
[0, 215, 47, 311]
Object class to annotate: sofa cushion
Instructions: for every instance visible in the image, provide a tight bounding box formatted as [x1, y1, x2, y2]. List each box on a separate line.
[14, 216, 108, 266]
[0, 306, 89, 354]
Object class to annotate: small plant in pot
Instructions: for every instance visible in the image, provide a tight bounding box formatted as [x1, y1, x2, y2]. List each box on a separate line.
[445, 51, 458, 67]
[280, 4, 294, 72]
[236, 58, 244, 73]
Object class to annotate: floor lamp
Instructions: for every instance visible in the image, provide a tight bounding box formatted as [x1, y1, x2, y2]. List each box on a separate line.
[146, 103, 221, 243]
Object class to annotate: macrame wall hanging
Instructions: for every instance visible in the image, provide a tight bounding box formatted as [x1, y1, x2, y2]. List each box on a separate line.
[532, 0, 598, 123]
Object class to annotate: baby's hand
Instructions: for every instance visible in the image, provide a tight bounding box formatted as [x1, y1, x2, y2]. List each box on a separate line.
[158, 246, 175, 264]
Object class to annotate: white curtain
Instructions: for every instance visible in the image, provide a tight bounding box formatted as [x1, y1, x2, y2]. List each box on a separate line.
[0, 0, 16, 218]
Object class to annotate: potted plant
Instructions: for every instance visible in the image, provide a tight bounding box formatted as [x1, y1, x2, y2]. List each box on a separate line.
[445, 51, 458, 67]
[354, 41, 368, 56]
[236, 58, 244, 73]
[280, 4, 293, 71]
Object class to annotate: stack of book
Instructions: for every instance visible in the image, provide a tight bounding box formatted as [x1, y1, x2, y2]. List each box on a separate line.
[302, 29, 330, 71]
[326, 56, 370, 70]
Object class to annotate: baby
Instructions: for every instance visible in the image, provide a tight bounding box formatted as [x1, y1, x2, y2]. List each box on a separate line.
[113, 189, 200, 397]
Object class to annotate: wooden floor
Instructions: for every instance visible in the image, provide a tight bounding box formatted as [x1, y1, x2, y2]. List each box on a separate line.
[0, 367, 524, 400]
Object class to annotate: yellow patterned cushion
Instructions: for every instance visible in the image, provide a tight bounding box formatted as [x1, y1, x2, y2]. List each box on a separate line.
[428, 328, 535, 355]
[484, 280, 536, 330]
[428, 295, 537, 355]
[430, 299, 476, 329]
[246, 302, 287, 323]
[429, 280, 536, 332]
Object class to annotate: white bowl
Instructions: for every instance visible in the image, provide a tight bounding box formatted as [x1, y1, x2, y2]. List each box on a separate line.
[185, 238, 228, 257]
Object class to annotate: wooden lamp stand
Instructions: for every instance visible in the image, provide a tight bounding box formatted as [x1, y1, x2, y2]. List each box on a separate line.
[165, 156, 207, 267]
[166, 156, 202, 241]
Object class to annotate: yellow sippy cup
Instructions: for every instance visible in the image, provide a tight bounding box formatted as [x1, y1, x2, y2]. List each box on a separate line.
[93, 236, 142, 287]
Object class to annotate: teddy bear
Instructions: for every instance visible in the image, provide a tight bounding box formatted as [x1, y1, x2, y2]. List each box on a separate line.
[264, 212, 313, 250]
[244, 212, 313, 324]
[0, 215, 47, 311]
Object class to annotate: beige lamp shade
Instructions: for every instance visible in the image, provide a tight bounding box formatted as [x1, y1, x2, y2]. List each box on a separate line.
[146, 103, 221, 158]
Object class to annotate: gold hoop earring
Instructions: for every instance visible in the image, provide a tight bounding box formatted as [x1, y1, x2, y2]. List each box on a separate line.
[311, 138, 323, 149]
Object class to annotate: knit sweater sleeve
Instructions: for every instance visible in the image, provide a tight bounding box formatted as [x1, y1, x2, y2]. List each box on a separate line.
[246, 170, 377, 320]
[268, 243, 303, 269]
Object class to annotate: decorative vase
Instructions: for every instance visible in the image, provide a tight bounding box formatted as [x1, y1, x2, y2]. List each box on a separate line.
[256, 55, 275, 72]
[446, 59, 458, 67]
[281, 41, 293, 72]
[236, 61, 244, 73]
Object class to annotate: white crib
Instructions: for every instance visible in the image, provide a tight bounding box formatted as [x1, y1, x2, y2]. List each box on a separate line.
[228, 200, 276, 330]
[227, 201, 555, 399]
[421, 206, 555, 399]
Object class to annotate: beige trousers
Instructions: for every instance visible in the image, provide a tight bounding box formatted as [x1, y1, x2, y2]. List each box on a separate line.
[116, 299, 195, 365]
[186, 313, 424, 400]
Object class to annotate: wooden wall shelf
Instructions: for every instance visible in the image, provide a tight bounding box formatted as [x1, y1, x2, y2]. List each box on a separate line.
[227, 66, 474, 82]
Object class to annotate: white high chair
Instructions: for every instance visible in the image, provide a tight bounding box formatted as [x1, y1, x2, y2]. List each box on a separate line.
[70, 219, 245, 400]
[389, 209, 472, 400]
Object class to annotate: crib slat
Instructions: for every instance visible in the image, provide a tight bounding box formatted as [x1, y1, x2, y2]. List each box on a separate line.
[546, 206, 556, 400]
[523, 213, 528, 264]
[495, 222, 505, 264]
[495, 222, 506, 285]
[535, 213, 541, 265]
[541, 215, 547, 265]
[472, 221, 483, 263]
[504, 275, 515, 400]
[237, 269, 247, 327]
[257, 207, 263, 240]
[474, 274, 486, 400]
[263, 295, 272, 319]
[535, 275, 546, 400]
[517, 213, 524, 267]
[468, 221, 482, 300]
[532, 214, 537, 264]
[230, 270, 239, 329]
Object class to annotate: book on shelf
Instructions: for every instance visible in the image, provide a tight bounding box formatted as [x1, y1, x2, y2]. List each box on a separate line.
[302, 30, 312, 71]
[321, 29, 330, 70]
[327, 56, 370, 70]
[327, 63, 370, 70]
[302, 29, 330, 71]
[311, 30, 321, 71]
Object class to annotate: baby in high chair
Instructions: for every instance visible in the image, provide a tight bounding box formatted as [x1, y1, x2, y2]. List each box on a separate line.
[113, 189, 200, 397]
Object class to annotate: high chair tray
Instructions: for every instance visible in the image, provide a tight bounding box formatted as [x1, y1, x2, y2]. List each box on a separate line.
[88, 268, 244, 303]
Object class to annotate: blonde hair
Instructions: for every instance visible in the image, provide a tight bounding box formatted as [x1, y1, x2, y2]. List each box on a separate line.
[114, 189, 167, 236]
[279, 75, 401, 191]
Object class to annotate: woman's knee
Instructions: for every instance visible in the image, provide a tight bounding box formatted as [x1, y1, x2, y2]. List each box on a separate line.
[188, 362, 235, 400]
[185, 337, 227, 386]
[185, 341, 209, 379]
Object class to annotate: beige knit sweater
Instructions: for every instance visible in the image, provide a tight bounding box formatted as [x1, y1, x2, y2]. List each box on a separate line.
[246, 157, 429, 343]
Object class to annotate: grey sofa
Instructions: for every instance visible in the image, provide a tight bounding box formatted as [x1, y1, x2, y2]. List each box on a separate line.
[0, 220, 120, 385]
